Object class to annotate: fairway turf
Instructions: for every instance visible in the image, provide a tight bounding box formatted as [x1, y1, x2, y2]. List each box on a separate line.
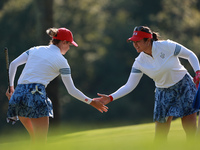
[0, 119, 199, 150]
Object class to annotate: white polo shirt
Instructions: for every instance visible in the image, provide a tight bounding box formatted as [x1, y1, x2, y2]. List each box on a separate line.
[17, 45, 69, 86]
[9, 44, 92, 104]
[132, 39, 193, 88]
[110, 40, 200, 100]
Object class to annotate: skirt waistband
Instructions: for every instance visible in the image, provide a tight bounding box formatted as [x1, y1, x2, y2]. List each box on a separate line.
[17, 83, 45, 95]
[18, 83, 45, 88]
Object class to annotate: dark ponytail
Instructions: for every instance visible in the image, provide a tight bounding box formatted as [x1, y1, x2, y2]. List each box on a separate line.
[136, 26, 160, 42]
[152, 32, 160, 41]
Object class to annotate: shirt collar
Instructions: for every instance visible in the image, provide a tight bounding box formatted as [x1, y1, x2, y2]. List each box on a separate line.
[49, 44, 60, 50]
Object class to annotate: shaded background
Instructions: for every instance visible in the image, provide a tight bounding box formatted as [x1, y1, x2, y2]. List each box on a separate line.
[0, 0, 200, 135]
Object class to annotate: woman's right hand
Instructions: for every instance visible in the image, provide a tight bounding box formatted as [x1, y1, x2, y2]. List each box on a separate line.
[90, 99, 108, 113]
[6, 86, 14, 100]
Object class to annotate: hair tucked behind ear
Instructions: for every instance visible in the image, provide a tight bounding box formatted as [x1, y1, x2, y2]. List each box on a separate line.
[46, 28, 60, 45]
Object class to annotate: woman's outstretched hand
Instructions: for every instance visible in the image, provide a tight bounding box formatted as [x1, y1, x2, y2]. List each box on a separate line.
[90, 99, 108, 113]
[93, 93, 112, 105]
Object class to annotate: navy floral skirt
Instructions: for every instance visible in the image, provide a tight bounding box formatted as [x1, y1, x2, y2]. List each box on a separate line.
[154, 74, 199, 123]
[7, 83, 53, 123]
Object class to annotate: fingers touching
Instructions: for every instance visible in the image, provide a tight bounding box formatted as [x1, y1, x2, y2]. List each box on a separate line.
[90, 100, 108, 113]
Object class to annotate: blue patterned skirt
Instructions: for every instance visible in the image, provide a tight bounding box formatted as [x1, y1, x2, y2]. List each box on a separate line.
[7, 83, 53, 123]
[153, 74, 199, 123]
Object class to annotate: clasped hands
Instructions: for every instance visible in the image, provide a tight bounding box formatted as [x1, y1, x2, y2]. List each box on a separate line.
[90, 93, 113, 113]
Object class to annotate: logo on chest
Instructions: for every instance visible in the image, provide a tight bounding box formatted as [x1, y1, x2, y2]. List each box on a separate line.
[160, 52, 165, 59]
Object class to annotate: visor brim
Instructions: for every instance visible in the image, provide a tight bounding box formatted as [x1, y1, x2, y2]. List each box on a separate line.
[71, 41, 78, 47]
[127, 36, 144, 42]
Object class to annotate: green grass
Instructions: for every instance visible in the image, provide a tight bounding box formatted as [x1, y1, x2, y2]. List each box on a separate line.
[0, 119, 200, 150]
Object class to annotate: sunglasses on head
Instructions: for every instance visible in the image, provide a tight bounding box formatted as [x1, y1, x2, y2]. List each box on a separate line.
[134, 26, 149, 33]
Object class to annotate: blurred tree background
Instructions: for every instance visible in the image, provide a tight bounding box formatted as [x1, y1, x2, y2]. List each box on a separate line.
[0, 0, 200, 134]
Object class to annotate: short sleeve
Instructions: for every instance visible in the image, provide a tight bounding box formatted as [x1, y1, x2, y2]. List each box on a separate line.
[166, 40, 182, 56]
[131, 57, 143, 74]
[59, 68, 71, 75]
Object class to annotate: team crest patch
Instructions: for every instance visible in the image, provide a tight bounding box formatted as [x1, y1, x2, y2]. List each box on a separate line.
[160, 52, 165, 59]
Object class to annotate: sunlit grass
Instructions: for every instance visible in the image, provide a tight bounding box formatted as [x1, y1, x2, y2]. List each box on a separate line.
[0, 119, 199, 150]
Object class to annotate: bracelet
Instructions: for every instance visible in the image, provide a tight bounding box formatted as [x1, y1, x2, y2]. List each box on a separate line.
[109, 95, 113, 102]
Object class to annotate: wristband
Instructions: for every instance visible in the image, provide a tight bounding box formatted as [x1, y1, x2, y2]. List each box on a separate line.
[109, 95, 113, 102]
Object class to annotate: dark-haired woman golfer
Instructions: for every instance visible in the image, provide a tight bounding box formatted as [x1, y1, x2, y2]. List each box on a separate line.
[94, 26, 200, 141]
